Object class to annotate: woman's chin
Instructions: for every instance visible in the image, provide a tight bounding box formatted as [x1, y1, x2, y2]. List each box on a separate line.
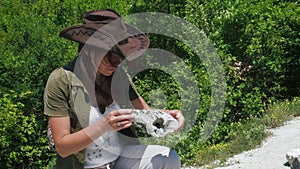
[100, 71, 114, 76]
[98, 68, 116, 76]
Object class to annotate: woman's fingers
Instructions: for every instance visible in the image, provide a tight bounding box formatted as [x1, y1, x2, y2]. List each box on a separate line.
[115, 120, 132, 129]
[174, 112, 185, 132]
[165, 110, 185, 132]
[110, 110, 135, 122]
[104, 109, 135, 131]
[110, 109, 133, 116]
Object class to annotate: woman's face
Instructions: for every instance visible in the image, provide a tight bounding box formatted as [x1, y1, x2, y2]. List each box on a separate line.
[97, 51, 124, 76]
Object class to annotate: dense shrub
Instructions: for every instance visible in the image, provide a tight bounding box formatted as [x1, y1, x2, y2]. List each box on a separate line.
[0, 91, 52, 168]
[183, 0, 299, 139]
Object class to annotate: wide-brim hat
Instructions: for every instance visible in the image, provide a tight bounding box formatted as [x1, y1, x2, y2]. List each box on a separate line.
[59, 9, 150, 61]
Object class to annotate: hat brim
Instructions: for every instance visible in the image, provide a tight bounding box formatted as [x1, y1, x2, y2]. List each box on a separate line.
[59, 20, 150, 61]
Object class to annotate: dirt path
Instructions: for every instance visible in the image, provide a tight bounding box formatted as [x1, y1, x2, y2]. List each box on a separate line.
[182, 116, 300, 169]
[215, 116, 300, 169]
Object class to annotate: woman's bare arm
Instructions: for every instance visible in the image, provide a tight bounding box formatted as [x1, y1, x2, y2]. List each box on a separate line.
[131, 96, 151, 110]
[50, 109, 134, 158]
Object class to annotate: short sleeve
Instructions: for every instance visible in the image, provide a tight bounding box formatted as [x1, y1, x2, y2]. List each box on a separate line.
[128, 80, 139, 101]
[43, 68, 70, 117]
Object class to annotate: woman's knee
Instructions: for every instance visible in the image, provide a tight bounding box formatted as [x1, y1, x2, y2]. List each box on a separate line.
[151, 149, 181, 169]
[167, 149, 181, 168]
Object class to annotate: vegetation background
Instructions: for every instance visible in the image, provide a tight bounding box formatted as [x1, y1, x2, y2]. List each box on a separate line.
[0, 0, 299, 168]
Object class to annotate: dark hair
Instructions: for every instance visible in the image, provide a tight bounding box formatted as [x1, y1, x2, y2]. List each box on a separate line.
[78, 43, 84, 52]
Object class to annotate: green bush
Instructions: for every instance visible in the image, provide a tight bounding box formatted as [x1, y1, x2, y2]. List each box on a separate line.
[0, 91, 53, 168]
[183, 0, 299, 136]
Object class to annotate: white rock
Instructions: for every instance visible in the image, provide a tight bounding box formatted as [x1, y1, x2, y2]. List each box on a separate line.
[132, 109, 179, 138]
[286, 149, 300, 169]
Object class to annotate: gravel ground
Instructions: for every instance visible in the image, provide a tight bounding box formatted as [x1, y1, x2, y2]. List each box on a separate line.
[182, 116, 300, 169]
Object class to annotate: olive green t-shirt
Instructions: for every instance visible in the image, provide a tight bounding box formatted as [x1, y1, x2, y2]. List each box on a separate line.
[44, 68, 71, 117]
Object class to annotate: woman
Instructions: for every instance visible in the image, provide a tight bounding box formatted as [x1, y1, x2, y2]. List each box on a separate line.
[44, 9, 184, 169]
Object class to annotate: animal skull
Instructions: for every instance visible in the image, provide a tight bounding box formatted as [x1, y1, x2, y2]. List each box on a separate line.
[132, 109, 179, 138]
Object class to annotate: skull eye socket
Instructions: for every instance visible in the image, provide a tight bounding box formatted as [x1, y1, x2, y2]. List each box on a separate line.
[153, 118, 164, 129]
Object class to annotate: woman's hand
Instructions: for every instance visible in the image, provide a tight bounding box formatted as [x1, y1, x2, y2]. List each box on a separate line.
[104, 109, 135, 131]
[164, 110, 185, 132]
